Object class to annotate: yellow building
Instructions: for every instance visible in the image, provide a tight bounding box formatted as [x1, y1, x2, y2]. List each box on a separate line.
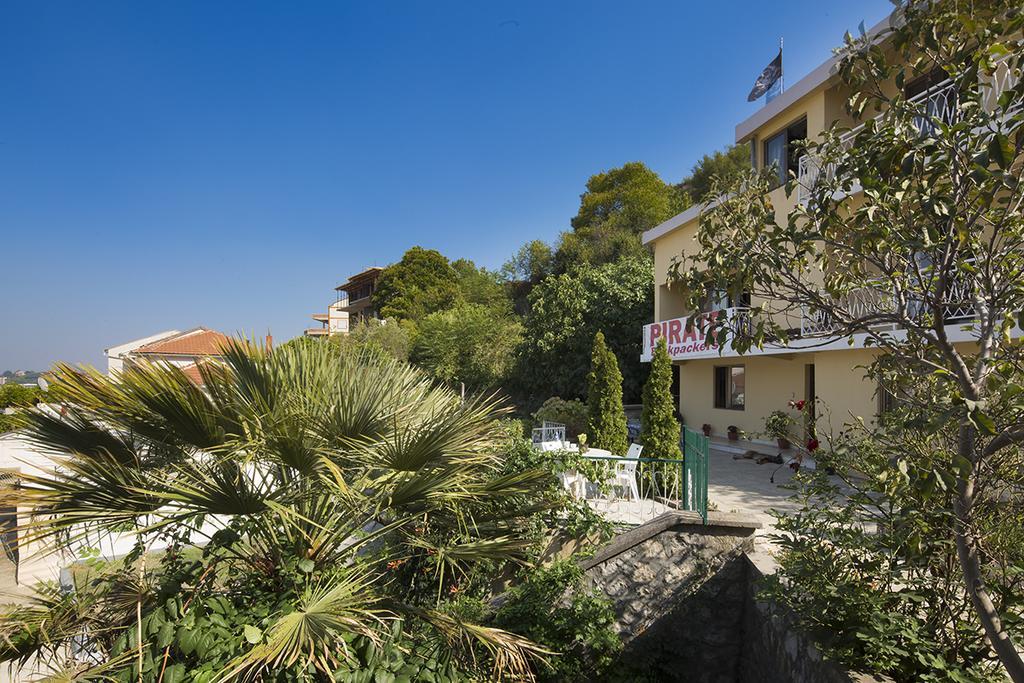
[640, 14, 1018, 445]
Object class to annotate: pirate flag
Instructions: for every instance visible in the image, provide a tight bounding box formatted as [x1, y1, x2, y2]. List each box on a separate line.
[747, 50, 783, 102]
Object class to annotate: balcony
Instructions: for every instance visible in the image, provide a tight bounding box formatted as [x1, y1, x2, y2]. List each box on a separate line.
[797, 63, 1020, 204]
[800, 260, 978, 338]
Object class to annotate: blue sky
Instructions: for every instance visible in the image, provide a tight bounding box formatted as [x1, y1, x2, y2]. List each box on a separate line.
[0, 0, 892, 370]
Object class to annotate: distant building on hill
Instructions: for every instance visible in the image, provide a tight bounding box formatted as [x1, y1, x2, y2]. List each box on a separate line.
[304, 266, 385, 339]
[105, 327, 232, 385]
[336, 267, 384, 326]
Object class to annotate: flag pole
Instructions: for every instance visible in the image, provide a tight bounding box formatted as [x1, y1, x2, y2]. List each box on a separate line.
[780, 37, 785, 94]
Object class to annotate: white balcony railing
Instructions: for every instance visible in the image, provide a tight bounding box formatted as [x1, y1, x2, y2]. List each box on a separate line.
[800, 260, 978, 338]
[798, 62, 1020, 204]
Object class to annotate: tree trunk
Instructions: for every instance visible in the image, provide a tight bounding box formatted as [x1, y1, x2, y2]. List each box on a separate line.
[954, 427, 1024, 682]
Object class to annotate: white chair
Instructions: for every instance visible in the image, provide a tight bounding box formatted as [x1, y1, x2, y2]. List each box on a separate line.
[608, 443, 642, 501]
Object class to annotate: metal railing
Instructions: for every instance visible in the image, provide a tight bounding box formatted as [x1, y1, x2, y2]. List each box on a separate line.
[556, 428, 708, 527]
[798, 61, 1021, 205]
[800, 259, 978, 337]
[570, 454, 686, 526]
[682, 426, 709, 524]
[531, 421, 566, 447]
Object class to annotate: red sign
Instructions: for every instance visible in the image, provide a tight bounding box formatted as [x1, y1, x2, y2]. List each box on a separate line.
[641, 309, 729, 361]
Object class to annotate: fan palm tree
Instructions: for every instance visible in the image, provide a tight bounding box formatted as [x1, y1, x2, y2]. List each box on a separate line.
[0, 339, 553, 681]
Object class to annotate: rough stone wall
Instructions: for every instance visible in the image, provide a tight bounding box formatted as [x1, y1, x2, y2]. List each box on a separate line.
[581, 512, 891, 683]
[581, 512, 758, 682]
[738, 556, 892, 683]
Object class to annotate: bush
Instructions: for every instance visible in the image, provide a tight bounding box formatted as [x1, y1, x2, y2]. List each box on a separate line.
[532, 397, 588, 439]
[492, 561, 621, 682]
[586, 332, 628, 455]
[764, 418, 1017, 682]
[640, 338, 681, 460]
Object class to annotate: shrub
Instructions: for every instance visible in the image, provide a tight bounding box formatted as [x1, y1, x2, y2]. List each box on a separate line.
[532, 397, 588, 439]
[640, 338, 681, 460]
[492, 561, 621, 682]
[586, 332, 628, 455]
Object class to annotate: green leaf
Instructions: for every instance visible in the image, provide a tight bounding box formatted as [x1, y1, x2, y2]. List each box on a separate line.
[156, 621, 175, 648]
[163, 663, 185, 683]
[988, 135, 1013, 170]
[243, 624, 263, 644]
[298, 558, 315, 573]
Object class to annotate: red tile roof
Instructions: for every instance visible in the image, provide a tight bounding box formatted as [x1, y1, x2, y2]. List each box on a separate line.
[133, 328, 231, 356]
[179, 363, 206, 385]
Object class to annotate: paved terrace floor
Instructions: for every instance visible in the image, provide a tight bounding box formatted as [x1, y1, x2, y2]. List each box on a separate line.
[584, 445, 843, 568]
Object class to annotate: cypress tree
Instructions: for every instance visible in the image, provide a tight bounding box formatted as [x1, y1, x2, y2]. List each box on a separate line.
[586, 331, 629, 455]
[640, 338, 682, 459]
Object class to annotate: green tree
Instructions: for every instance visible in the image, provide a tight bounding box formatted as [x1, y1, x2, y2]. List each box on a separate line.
[332, 317, 415, 362]
[373, 246, 461, 321]
[452, 258, 509, 310]
[501, 240, 555, 314]
[669, 1, 1024, 676]
[640, 338, 681, 460]
[0, 341, 552, 680]
[554, 162, 685, 271]
[515, 253, 652, 407]
[501, 240, 554, 285]
[676, 144, 751, 204]
[586, 331, 628, 455]
[411, 302, 522, 392]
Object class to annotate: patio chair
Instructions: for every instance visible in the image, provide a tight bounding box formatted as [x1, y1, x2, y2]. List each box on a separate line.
[608, 443, 642, 501]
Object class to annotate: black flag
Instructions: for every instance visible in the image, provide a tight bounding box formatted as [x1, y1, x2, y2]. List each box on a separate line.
[747, 50, 783, 102]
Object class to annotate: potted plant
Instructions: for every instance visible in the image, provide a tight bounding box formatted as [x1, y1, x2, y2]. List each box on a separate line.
[763, 410, 794, 449]
[727, 425, 740, 441]
[702, 423, 713, 437]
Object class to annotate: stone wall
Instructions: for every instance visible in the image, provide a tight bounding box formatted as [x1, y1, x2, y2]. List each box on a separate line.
[738, 555, 892, 683]
[580, 511, 759, 682]
[581, 511, 891, 683]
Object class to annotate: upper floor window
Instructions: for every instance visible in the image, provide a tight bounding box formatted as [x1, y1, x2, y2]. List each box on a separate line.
[763, 117, 807, 186]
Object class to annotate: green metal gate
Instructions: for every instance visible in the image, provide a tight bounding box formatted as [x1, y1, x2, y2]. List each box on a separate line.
[682, 426, 709, 523]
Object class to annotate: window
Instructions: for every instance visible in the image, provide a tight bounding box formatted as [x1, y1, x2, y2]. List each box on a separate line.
[762, 118, 807, 186]
[714, 365, 745, 410]
[705, 289, 751, 312]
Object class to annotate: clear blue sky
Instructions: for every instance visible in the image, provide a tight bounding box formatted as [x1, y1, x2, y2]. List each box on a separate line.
[0, 0, 892, 370]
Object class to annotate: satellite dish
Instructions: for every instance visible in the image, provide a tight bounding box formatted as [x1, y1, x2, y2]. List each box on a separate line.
[37, 377, 49, 392]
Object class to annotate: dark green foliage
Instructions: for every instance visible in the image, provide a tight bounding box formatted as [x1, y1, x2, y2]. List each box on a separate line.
[515, 253, 652, 408]
[554, 162, 685, 272]
[451, 258, 507, 310]
[373, 246, 462, 321]
[675, 144, 751, 204]
[586, 332, 628, 455]
[532, 397, 588, 439]
[411, 302, 522, 391]
[640, 339, 680, 460]
[332, 317, 415, 362]
[765, 414, 1017, 682]
[492, 561, 622, 683]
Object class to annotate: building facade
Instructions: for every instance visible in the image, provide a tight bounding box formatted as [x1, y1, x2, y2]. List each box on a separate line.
[641, 14, 1020, 441]
[305, 297, 350, 338]
[336, 266, 384, 326]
